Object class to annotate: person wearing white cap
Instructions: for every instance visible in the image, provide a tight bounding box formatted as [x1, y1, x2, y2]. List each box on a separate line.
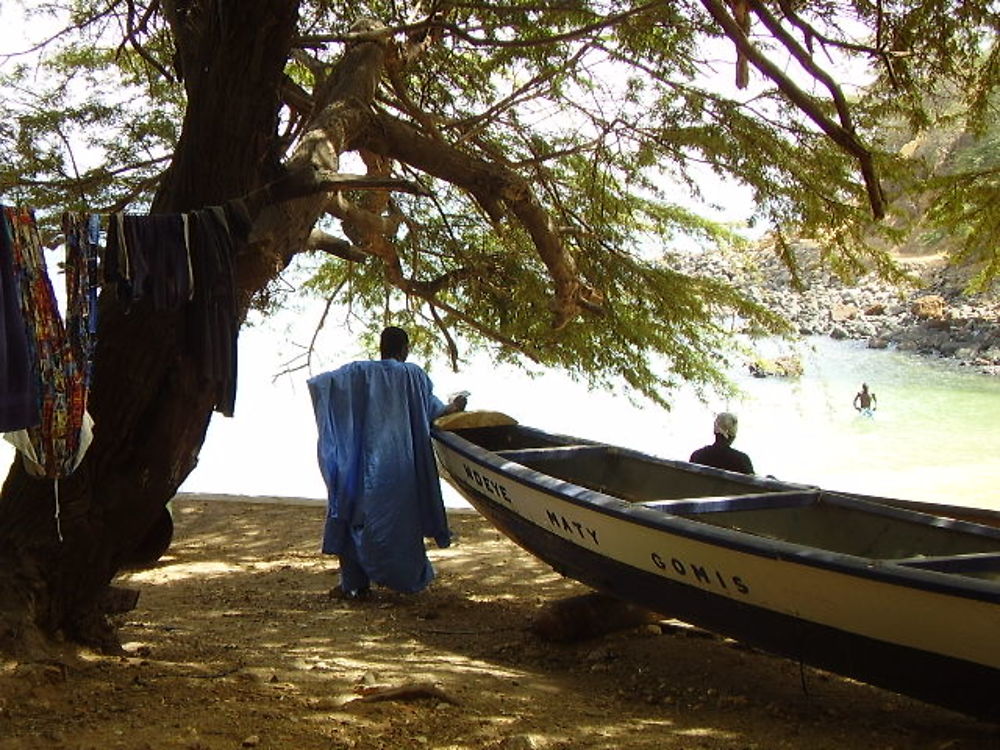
[689, 412, 754, 474]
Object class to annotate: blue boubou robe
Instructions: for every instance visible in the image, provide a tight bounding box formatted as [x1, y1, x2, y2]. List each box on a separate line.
[307, 359, 451, 593]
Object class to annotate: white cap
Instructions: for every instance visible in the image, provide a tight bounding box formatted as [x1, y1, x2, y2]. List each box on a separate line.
[714, 412, 738, 439]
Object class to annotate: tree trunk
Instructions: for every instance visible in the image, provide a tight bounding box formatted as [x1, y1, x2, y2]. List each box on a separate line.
[0, 0, 301, 653]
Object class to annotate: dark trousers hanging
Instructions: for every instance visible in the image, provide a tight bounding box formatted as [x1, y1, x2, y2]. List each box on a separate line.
[0, 207, 39, 432]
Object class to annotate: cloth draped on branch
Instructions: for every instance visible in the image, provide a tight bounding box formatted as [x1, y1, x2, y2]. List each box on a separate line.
[1, 206, 94, 480]
[63, 212, 101, 389]
[184, 206, 244, 418]
[0, 208, 38, 432]
[0, 200, 250, 541]
[0, 202, 247, 457]
[103, 203, 249, 417]
[104, 213, 193, 311]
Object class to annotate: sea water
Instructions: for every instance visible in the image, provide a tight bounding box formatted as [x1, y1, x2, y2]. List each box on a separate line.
[742, 337, 1000, 508]
[438, 336, 1000, 511]
[2, 333, 997, 511]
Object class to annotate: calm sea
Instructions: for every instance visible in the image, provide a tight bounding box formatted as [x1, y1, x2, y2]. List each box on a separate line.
[437, 336, 1000, 510]
[3, 333, 997, 512]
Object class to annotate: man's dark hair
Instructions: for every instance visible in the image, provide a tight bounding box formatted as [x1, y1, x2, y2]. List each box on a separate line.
[380, 326, 409, 361]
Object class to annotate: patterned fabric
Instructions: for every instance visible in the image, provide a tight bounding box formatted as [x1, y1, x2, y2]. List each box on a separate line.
[62, 212, 100, 387]
[3, 205, 91, 479]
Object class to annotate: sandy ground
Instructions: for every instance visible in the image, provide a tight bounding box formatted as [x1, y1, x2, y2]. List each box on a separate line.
[1, 494, 998, 750]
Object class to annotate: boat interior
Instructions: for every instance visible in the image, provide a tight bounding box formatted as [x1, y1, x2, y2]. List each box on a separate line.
[444, 424, 1000, 582]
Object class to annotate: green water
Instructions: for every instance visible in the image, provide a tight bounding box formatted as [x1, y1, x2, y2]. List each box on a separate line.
[729, 338, 1000, 508]
[6, 333, 994, 511]
[467, 337, 1000, 511]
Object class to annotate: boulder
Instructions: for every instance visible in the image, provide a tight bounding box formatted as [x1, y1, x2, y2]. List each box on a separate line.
[911, 295, 946, 320]
[830, 303, 859, 322]
[749, 354, 803, 378]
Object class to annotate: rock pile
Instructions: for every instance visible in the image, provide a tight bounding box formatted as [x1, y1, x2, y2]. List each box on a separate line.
[668, 244, 1000, 375]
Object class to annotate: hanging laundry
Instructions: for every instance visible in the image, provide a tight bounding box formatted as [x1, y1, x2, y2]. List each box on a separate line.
[185, 205, 244, 417]
[62, 212, 101, 387]
[1, 205, 93, 480]
[102, 205, 246, 417]
[104, 212, 192, 310]
[0, 209, 39, 432]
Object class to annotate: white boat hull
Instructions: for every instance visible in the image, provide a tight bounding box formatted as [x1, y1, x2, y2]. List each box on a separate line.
[433, 422, 1000, 720]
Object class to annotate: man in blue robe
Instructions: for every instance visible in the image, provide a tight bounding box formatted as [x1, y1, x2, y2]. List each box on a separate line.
[308, 327, 466, 599]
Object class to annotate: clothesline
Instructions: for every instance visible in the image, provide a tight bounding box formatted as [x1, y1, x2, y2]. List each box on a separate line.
[1, 202, 247, 477]
[0, 200, 250, 542]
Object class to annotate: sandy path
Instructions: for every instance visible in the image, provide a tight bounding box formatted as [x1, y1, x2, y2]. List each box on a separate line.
[0, 495, 996, 749]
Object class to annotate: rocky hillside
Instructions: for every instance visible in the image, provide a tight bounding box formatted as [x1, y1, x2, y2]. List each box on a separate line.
[670, 243, 1000, 376]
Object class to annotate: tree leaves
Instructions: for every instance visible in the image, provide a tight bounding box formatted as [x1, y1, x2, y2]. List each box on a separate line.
[1, 0, 997, 404]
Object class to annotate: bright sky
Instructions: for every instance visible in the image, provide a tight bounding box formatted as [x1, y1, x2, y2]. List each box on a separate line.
[0, 3, 38, 56]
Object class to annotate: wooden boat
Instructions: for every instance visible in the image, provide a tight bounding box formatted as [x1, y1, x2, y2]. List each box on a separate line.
[431, 414, 1000, 721]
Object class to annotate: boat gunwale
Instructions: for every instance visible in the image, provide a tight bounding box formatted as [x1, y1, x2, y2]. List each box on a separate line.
[432, 426, 1000, 604]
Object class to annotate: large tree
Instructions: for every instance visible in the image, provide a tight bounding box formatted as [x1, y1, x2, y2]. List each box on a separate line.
[0, 0, 996, 652]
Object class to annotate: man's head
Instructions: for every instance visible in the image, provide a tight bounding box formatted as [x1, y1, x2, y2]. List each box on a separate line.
[380, 326, 409, 361]
[713, 412, 738, 443]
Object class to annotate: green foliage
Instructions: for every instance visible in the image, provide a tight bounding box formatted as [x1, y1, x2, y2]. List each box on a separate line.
[867, 57, 1000, 290]
[0, 0, 181, 227]
[923, 124, 1000, 291]
[1, 0, 998, 403]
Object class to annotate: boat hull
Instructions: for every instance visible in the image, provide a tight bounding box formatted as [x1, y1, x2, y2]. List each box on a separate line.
[433, 423, 1000, 721]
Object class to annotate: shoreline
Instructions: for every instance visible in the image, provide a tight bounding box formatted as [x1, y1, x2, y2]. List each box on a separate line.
[172, 491, 481, 512]
[670, 245, 1000, 375]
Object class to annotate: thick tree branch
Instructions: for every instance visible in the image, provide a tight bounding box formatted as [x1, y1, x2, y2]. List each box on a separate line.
[278, 38, 603, 326]
[240, 26, 403, 303]
[306, 229, 368, 262]
[383, 63, 446, 142]
[280, 74, 315, 116]
[316, 149, 488, 314]
[297, 1, 666, 51]
[361, 111, 604, 328]
[264, 169, 430, 203]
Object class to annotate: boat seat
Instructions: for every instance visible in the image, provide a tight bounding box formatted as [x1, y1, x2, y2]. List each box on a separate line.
[639, 491, 819, 514]
[495, 445, 607, 461]
[891, 551, 1000, 574]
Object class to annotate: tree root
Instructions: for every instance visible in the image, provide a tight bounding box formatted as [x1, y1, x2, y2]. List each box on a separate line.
[351, 681, 459, 705]
[531, 592, 661, 643]
[66, 586, 142, 655]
